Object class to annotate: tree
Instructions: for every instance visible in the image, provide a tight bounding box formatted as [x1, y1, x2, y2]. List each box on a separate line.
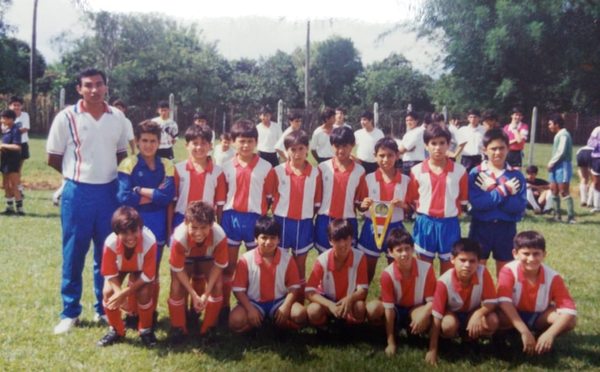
[256, 50, 303, 109]
[0, 37, 45, 94]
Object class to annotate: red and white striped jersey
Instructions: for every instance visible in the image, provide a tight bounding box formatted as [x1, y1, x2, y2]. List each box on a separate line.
[174, 159, 226, 215]
[271, 162, 322, 220]
[497, 261, 576, 315]
[407, 159, 468, 218]
[363, 169, 410, 223]
[222, 155, 274, 215]
[317, 159, 367, 219]
[432, 266, 497, 319]
[169, 222, 228, 272]
[380, 258, 436, 309]
[101, 226, 157, 283]
[306, 248, 369, 301]
[232, 248, 301, 302]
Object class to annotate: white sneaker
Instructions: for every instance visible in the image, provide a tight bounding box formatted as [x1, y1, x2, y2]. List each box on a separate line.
[94, 313, 108, 324]
[53, 317, 79, 334]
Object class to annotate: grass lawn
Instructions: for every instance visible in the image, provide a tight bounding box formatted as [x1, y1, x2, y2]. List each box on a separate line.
[1, 136, 599, 370]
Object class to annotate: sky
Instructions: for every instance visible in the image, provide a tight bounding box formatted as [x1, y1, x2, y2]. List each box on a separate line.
[5, 0, 443, 75]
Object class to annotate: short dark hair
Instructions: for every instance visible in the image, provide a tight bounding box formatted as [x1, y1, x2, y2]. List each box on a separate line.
[230, 119, 258, 141]
[283, 130, 309, 150]
[467, 109, 481, 117]
[360, 111, 374, 121]
[320, 107, 336, 123]
[111, 99, 127, 110]
[111, 206, 143, 234]
[184, 201, 215, 225]
[135, 120, 162, 141]
[288, 112, 302, 122]
[77, 68, 107, 86]
[405, 111, 419, 121]
[193, 112, 208, 121]
[451, 238, 482, 259]
[526, 165, 538, 175]
[385, 228, 414, 251]
[259, 106, 272, 115]
[0, 109, 16, 120]
[374, 137, 398, 154]
[481, 110, 497, 122]
[220, 132, 232, 141]
[330, 126, 355, 146]
[157, 100, 170, 109]
[514, 230, 546, 251]
[335, 107, 346, 114]
[483, 128, 509, 147]
[431, 112, 445, 123]
[511, 106, 523, 115]
[9, 96, 24, 105]
[185, 124, 213, 143]
[423, 124, 451, 144]
[548, 113, 565, 128]
[254, 216, 281, 239]
[327, 219, 354, 241]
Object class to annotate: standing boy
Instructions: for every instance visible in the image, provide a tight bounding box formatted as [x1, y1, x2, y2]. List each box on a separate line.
[97, 206, 158, 347]
[310, 107, 336, 163]
[547, 114, 575, 223]
[306, 219, 369, 327]
[407, 125, 468, 274]
[213, 133, 236, 167]
[270, 130, 322, 297]
[397, 112, 426, 176]
[503, 107, 529, 168]
[47, 68, 130, 334]
[112, 99, 136, 155]
[354, 111, 384, 174]
[229, 216, 306, 332]
[315, 126, 367, 252]
[275, 113, 302, 161]
[468, 128, 527, 275]
[334, 107, 351, 129]
[457, 109, 486, 172]
[8, 96, 30, 196]
[256, 106, 282, 167]
[366, 229, 436, 356]
[193, 112, 216, 147]
[1, 109, 23, 214]
[425, 238, 498, 365]
[497, 231, 577, 355]
[153, 100, 178, 160]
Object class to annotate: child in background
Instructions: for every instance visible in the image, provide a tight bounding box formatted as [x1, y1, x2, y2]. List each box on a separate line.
[366, 229, 436, 356]
[503, 107, 529, 168]
[310, 107, 336, 163]
[457, 109, 486, 172]
[8, 96, 30, 196]
[0, 109, 23, 215]
[354, 111, 384, 174]
[425, 238, 498, 365]
[547, 114, 575, 223]
[275, 112, 303, 161]
[306, 219, 369, 327]
[213, 133, 236, 167]
[256, 106, 282, 167]
[193, 112, 216, 147]
[229, 216, 306, 332]
[397, 111, 425, 176]
[97, 207, 158, 347]
[152, 100, 178, 160]
[497, 231, 576, 355]
[525, 165, 552, 214]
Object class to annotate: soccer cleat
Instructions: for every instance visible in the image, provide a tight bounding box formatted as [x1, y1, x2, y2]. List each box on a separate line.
[94, 313, 109, 325]
[566, 217, 577, 224]
[97, 328, 123, 347]
[124, 314, 139, 330]
[140, 330, 158, 347]
[16, 209, 25, 216]
[53, 317, 79, 334]
[169, 327, 186, 344]
[1, 208, 15, 216]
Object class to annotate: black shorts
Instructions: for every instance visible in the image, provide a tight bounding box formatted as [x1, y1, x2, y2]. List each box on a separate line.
[506, 150, 523, 168]
[461, 155, 483, 172]
[20, 142, 30, 160]
[576, 148, 592, 168]
[1, 153, 20, 174]
[591, 157, 600, 175]
[157, 147, 174, 160]
[258, 151, 279, 168]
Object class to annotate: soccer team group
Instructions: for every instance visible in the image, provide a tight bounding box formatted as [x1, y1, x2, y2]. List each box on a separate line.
[4, 68, 600, 365]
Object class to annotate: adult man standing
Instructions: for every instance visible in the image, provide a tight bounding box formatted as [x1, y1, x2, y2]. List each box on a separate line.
[47, 68, 129, 334]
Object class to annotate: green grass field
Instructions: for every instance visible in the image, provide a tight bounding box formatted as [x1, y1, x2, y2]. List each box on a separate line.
[1, 137, 599, 371]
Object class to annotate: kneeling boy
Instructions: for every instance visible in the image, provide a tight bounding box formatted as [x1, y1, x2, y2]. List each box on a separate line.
[426, 238, 498, 365]
[306, 219, 369, 327]
[497, 231, 576, 355]
[229, 216, 306, 332]
[366, 228, 436, 356]
[168, 201, 228, 341]
[98, 206, 158, 347]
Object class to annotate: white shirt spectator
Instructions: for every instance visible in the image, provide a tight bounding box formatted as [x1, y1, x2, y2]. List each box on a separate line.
[256, 121, 282, 153]
[457, 125, 486, 156]
[399, 126, 426, 162]
[15, 112, 30, 143]
[310, 126, 334, 159]
[152, 116, 178, 149]
[354, 127, 384, 163]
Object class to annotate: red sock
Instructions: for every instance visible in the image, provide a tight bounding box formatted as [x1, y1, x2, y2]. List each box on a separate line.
[103, 301, 125, 336]
[138, 300, 154, 332]
[126, 291, 138, 316]
[222, 278, 233, 309]
[190, 276, 206, 311]
[151, 279, 160, 313]
[296, 281, 306, 304]
[168, 297, 187, 333]
[200, 296, 223, 334]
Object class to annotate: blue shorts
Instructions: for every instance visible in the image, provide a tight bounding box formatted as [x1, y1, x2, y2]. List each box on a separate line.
[358, 219, 405, 258]
[274, 216, 314, 256]
[172, 212, 185, 231]
[140, 209, 168, 247]
[468, 219, 516, 261]
[249, 297, 286, 318]
[549, 161, 572, 184]
[394, 305, 412, 330]
[413, 214, 460, 262]
[455, 311, 470, 330]
[518, 311, 542, 330]
[314, 215, 358, 253]
[221, 210, 260, 248]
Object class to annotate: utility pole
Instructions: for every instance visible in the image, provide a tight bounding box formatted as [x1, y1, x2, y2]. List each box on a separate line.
[30, 0, 39, 128]
[304, 21, 310, 126]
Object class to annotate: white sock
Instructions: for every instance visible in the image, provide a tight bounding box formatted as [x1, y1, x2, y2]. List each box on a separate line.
[580, 183, 588, 204]
[589, 184, 596, 207]
[526, 189, 541, 212]
[594, 190, 600, 210]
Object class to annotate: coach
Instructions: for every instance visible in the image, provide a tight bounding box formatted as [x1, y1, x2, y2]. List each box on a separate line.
[47, 68, 129, 334]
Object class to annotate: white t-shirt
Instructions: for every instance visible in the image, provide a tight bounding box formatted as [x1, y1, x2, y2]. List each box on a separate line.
[457, 125, 486, 156]
[125, 117, 134, 142]
[448, 125, 459, 152]
[213, 144, 236, 167]
[275, 126, 296, 153]
[152, 116, 179, 149]
[399, 126, 426, 162]
[256, 121, 282, 153]
[46, 100, 129, 184]
[310, 126, 334, 159]
[354, 127, 384, 163]
[15, 112, 30, 143]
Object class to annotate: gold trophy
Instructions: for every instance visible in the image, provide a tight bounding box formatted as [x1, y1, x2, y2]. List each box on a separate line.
[369, 200, 394, 250]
